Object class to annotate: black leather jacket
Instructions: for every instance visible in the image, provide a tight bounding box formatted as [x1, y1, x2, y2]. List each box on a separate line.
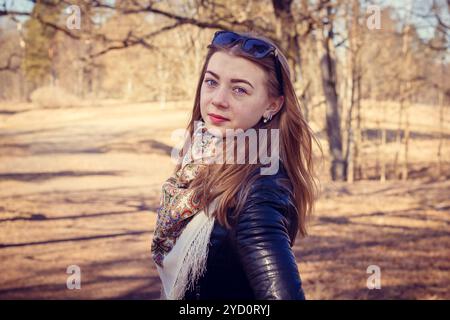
[183, 164, 305, 300]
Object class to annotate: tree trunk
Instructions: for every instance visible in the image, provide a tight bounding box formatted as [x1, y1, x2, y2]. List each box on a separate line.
[317, 3, 345, 181]
[380, 103, 387, 182]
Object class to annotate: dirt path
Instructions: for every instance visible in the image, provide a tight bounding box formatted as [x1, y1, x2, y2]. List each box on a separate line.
[0, 101, 449, 299]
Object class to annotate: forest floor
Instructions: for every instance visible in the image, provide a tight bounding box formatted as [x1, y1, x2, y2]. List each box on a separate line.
[0, 100, 449, 299]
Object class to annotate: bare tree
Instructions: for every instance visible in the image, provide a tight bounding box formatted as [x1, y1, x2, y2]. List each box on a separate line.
[344, 0, 363, 183]
[315, 0, 345, 181]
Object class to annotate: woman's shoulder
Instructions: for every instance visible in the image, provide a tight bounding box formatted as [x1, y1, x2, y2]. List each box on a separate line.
[242, 161, 295, 214]
[247, 161, 293, 199]
[238, 161, 298, 244]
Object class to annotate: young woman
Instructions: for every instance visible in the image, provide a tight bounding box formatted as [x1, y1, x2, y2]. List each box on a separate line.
[151, 30, 320, 300]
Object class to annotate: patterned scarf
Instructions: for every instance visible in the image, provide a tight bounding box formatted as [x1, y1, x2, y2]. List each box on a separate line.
[151, 120, 222, 268]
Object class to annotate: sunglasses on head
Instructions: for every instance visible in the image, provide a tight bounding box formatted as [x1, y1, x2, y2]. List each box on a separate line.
[208, 30, 284, 95]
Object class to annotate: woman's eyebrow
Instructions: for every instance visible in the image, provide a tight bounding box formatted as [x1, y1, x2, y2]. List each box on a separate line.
[205, 70, 254, 89]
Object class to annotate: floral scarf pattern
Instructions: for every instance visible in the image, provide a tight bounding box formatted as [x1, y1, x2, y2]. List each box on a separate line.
[151, 121, 221, 268]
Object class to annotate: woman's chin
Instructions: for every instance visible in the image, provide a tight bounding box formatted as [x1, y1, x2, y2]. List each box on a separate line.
[204, 122, 230, 137]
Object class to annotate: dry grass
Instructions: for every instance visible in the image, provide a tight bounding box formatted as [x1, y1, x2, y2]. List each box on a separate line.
[0, 100, 448, 299]
[30, 86, 82, 109]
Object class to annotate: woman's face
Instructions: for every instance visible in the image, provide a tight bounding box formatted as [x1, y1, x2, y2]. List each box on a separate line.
[200, 51, 283, 136]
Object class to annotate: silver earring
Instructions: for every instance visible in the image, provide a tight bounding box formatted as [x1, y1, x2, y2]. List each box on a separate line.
[263, 114, 272, 123]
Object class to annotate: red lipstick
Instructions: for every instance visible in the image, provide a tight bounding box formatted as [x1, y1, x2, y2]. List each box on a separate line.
[208, 113, 229, 124]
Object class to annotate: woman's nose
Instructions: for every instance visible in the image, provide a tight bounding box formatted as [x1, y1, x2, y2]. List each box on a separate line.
[211, 87, 230, 109]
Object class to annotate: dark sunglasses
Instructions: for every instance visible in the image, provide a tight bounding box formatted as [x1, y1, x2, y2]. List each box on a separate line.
[208, 30, 284, 95]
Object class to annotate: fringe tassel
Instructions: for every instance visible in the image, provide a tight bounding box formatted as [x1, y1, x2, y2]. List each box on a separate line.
[169, 215, 216, 300]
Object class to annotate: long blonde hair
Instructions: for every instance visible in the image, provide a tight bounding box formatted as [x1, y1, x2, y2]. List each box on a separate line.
[175, 30, 321, 243]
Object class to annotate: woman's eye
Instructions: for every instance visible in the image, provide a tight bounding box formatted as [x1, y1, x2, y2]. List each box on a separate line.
[204, 79, 217, 87]
[233, 87, 247, 95]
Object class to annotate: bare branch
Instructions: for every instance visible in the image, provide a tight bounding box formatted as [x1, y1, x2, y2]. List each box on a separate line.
[1, 1, 275, 57]
[87, 22, 183, 59]
[0, 53, 21, 72]
[89, 1, 275, 35]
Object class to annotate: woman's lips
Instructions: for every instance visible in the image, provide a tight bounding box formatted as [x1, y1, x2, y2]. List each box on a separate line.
[208, 114, 229, 124]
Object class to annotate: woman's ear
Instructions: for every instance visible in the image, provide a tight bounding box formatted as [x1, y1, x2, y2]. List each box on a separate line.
[264, 95, 284, 118]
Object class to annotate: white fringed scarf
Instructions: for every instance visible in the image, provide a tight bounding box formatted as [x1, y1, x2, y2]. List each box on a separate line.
[157, 199, 218, 300]
[151, 120, 222, 300]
